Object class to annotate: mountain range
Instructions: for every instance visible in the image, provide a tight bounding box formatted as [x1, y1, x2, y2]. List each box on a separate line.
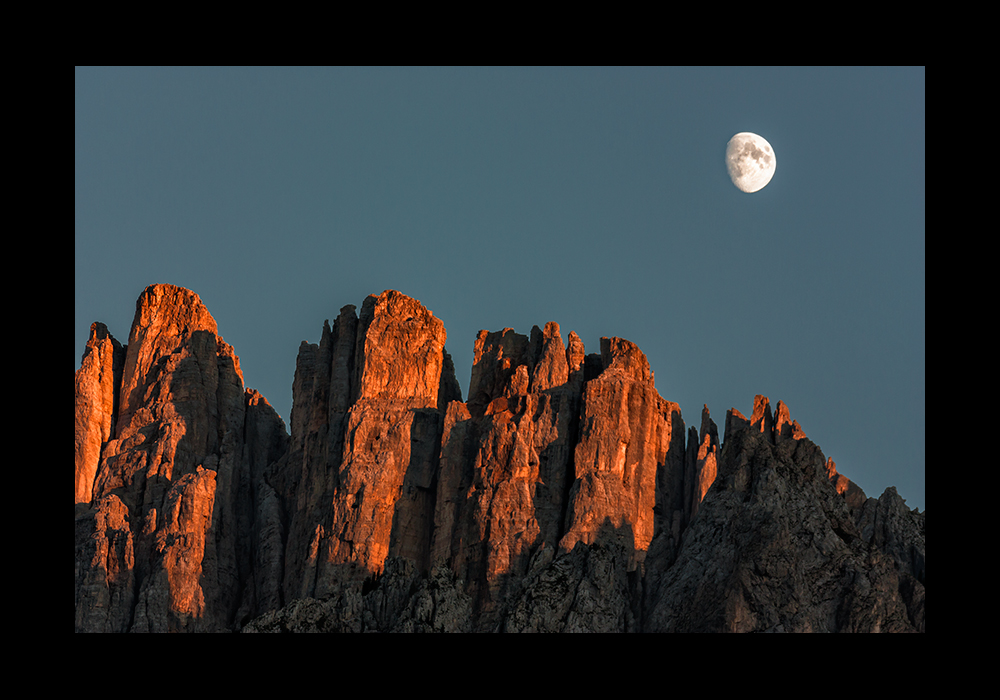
[74, 284, 924, 632]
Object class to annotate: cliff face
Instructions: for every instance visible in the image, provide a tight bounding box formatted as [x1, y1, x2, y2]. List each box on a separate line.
[644, 396, 923, 632]
[74, 285, 287, 632]
[75, 284, 925, 632]
[279, 290, 458, 602]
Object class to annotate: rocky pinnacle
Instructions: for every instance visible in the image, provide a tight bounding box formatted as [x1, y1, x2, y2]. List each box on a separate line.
[76, 284, 924, 632]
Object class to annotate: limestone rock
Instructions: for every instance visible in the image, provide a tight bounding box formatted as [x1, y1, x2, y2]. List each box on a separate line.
[684, 405, 719, 524]
[826, 457, 868, 513]
[774, 399, 807, 441]
[131, 465, 220, 632]
[854, 486, 925, 631]
[76, 285, 924, 633]
[560, 337, 685, 570]
[724, 406, 749, 439]
[76, 284, 281, 632]
[643, 397, 919, 632]
[281, 309, 352, 602]
[566, 330, 586, 378]
[354, 290, 448, 407]
[241, 591, 364, 633]
[231, 389, 290, 625]
[389, 564, 473, 633]
[115, 284, 231, 439]
[361, 557, 473, 632]
[530, 321, 570, 392]
[241, 557, 471, 633]
[431, 322, 581, 628]
[500, 535, 637, 633]
[281, 290, 458, 602]
[74, 494, 135, 632]
[75, 323, 125, 504]
[467, 327, 531, 417]
[749, 394, 774, 439]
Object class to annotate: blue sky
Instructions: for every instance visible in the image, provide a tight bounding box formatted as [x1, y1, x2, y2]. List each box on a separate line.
[75, 66, 924, 510]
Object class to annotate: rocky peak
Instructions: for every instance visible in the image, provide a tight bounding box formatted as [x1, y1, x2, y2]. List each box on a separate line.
[353, 290, 449, 408]
[732, 394, 810, 446]
[684, 404, 719, 524]
[599, 336, 652, 383]
[464, 320, 574, 415]
[75, 285, 924, 633]
[74, 283, 283, 632]
[826, 457, 868, 513]
[467, 327, 531, 416]
[773, 399, 807, 440]
[280, 290, 461, 600]
[643, 393, 925, 632]
[749, 394, 774, 439]
[529, 321, 570, 393]
[561, 335, 683, 571]
[566, 330, 586, 377]
[724, 406, 748, 438]
[116, 284, 238, 439]
[75, 322, 125, 504]
[432, 318, 586, 625]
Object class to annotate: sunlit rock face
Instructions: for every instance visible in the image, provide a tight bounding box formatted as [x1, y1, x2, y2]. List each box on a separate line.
[432, 321, 584, 628]
[75, 284, 285, 632]
[75, 322, 124, 505]
[75, 285, 924, 632]
[684, 405, 719, 525]
[559, 337, 685, 569]
[279, 290, 460, 603]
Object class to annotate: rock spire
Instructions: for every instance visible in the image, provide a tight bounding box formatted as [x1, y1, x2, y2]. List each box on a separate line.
[75, 285, 924, 632]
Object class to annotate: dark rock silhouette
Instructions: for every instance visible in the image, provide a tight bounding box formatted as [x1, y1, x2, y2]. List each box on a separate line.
[75, 284, 924, 632]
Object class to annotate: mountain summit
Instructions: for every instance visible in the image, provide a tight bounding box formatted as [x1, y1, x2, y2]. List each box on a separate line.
[75, 284, 924, 632]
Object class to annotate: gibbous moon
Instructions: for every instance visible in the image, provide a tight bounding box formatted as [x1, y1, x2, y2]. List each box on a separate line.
[726, 132, 776, 193]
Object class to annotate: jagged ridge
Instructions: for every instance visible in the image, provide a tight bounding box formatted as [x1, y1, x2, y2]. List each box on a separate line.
[75, 284, 924, 632]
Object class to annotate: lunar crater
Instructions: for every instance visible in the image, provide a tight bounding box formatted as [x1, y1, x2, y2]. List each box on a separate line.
[726, 132, 776, 193]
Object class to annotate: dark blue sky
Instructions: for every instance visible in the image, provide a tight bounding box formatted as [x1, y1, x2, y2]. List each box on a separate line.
[75, 66, 924, 510]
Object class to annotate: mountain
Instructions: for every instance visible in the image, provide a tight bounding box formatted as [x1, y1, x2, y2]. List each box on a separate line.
[74, 284, 924, 632]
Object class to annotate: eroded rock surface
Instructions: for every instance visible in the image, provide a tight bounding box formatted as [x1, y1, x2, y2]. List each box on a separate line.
[431, 322, 583, 628]
[560, 337, 685, 571]
[280, 290, 458, 602]
[75, 284, 287, 632]
[75, 322, 125, 504]
[643, 399, 923, 633]
[75, 285, 924, 632]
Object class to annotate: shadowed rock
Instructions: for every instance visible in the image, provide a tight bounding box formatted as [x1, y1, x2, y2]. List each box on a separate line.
[75, 284, 286, 632]
[75, 286, 924, 632]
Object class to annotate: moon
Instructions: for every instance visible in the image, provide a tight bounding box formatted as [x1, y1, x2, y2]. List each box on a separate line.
[726, 132, 776, 193]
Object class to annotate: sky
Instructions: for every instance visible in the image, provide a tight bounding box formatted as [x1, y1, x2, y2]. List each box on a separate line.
[75, 66, 925, 511]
